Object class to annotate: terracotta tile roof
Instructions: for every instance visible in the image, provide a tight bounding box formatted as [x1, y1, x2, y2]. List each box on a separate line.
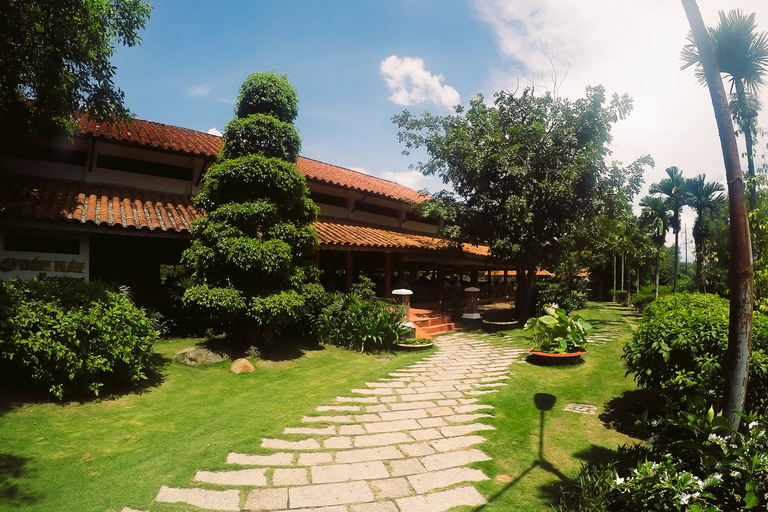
[77, 116, 428, 203]
[296, 157, 428, 203]
[315, 218, 489, 256]
[0, 174, 201, 233]
[77, 113, 222, 157]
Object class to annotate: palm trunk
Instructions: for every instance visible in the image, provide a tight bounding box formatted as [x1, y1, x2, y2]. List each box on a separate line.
[673, 227, 680, 294]
[654, 246, 661, 299]
[683, 0, 754, 429]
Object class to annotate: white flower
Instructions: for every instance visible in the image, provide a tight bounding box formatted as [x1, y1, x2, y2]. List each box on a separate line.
[680, 493, 691, 505]
[615, 476, 625, 485]
[749, 420, 758, 430]
[550, 303, 559, 309]
[712, 473, 722, 481]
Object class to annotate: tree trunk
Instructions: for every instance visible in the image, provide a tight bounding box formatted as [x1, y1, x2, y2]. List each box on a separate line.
[654, 247, 660, 299]
[682, 0, 754, 429]
[673, 227, 679, 294]
[514, 263, 537, 321]
[613, 254, 617, 302]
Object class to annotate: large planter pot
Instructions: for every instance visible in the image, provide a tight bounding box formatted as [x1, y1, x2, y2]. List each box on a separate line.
[395, 342, 434, 351]
[527, 348, 585, 366]
[481, 320, 518, 333]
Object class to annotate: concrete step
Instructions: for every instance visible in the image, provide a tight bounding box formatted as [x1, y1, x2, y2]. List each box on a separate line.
[422, 322, 456, 335]
[412, 314, 452, 328]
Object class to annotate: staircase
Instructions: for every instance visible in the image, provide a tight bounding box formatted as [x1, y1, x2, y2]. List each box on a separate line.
[409, 307, 456, 338]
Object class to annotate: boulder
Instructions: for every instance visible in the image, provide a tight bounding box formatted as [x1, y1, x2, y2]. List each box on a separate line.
[231, 358, 255, 373]
[174, 347, 226, 366]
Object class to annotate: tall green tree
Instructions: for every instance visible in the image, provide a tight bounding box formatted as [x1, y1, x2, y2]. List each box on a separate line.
[681, 9, 768, 211]
[394, 86, 650, 320]
[639, 195, 672, 299]
[0, 0, 152, 138]
[682, 0, 754, 429]
[649, 166, 686, 294]
[684, 174, 726, 291]
[182, 73, 319, 346]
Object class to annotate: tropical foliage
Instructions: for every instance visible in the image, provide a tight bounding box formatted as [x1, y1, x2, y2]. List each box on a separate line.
[524, 304, 592, 354]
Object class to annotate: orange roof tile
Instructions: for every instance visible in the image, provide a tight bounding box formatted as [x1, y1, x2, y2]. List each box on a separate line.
[0, 174, 201, 233]
[76, 116, 428, 203]
[315, 218, 489, 256]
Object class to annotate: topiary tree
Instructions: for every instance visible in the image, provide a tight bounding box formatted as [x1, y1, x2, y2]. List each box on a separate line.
[182, 72, 319, 346]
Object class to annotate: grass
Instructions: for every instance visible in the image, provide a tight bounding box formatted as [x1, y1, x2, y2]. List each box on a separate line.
[0, 303, 642, 512]
[0, 340, 435, 512]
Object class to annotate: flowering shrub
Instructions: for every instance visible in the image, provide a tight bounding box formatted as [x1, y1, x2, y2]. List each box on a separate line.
[556, 407, 768, 511]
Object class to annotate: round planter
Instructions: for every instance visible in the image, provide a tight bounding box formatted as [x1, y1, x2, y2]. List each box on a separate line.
[481, 320, 519, 333]
[395, 342, 434, 351]
[527, 348, 585, 366]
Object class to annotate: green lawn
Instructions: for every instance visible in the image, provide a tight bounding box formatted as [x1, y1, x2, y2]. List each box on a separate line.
[0, 303, 641, 512]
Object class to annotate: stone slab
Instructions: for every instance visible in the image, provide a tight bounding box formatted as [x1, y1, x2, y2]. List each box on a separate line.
[366, 404, 390, 413]
[324, 436, 353, 449]
[289, 481, 374, 508]
[366, 381, 405, 388]
[445, 413, 493, 423]
[262, 438, 320, 450]
[351, 501, 399, 512]
[318, 405, 360, 412]
[302, 415, 354, 423]
[409, 428, 443, 441]
[395, 485, 486, 512]
[195, 468, 267, 486]
[273, 467, 309, 486]
[155, 486, 240, 511]
[388, 401, 437, 411]
[430, 434, 487, 452]
[351, 388, 394, 396]
[311, 460, 389, 484]
[400, 392, 444, 402]
[335, 446, 404, 464]
[284, 426, 337, 435]
[378, 409, 429, 422]
[367, 477, 413, 500]
[454, 404, 494, 413]
[244, 487, 288, 510]
[440, 423, 495, 437]
[417, 417, 447, 428]
[339, 424, 367, 435]
[228, 452, 294, 466]
[388, 458, 427, 477]
[363, 419, 421, 434]
[420, 448, 491, 471]
[398, 442, 436, 457]
[298, 452, 334, 466]
[337, 396, 379, 403]
[353, 432, 412, 448]
[408, 467, 489, 493]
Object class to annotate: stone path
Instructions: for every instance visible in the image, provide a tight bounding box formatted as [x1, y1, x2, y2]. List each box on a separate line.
[120, 333, 527, 512]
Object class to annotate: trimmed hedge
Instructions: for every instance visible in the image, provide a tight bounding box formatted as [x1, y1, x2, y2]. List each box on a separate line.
[0, 278, 158, 400]
[623, 293, 768, 413]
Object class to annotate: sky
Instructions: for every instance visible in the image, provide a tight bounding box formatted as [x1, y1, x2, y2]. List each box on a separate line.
[111, 0, 768, 258]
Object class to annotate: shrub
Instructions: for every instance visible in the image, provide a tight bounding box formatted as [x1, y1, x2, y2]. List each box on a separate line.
[556, 406, 768, 511]
[623, 293, 768, 413]
[536, 281, 587, 313]
[316, 281, 411, 353]
[0, 278, 158, 400]
[524, 305, 593, 353]
[612, 289, 628, 304]
[631, 292, 656, 312]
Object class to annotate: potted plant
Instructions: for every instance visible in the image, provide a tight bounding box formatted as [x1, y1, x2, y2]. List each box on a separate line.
[523, 304, 593, 364]
[395, 337, 434, 351]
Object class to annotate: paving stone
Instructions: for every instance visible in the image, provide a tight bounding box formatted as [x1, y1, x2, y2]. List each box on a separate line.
[398, 442, 436, 457]
[324, 436, 353, 449]
[121, 508, 148, 512]
[388, 458, 427, 476]
[440, 423, 495, 437]
[453, 384, 473, 391]
[335, 446, 405, 464]
[480, 376, 510, 382]
[441, 391, 465, 398]
[262, 438, 321, 450]
[388, 401, 437, 411]
[317, 405, 360, 412]
[425, 406, 454, 417]
[409, 427, 443, 441]
[337, 396, 379, 403]
[366, 381, 405, 388]
[244, 487, 289, 510]
[284, 426, 337, 435]
[430, 434, 487, 452]
[311, 460, 389, 484]
[437, 399, 459, 406]
[379, 395, 398, 403]
[420, 448, 492, 471]
[351, 388, 395, 396]
[445, 413, 493, 423]
[302, 415, 355, 423]
[351, 501, 400, 512]
[408, 467, 489, 493]
[378, 409, 428, 421]
[339, 424, 367, 435]
[477, 382, 508, 388]
[195, 468, 267, 486]
[273, 468, 309, 486]
[400, 392, 444, 402]
[289, 481, 374, 508]
[453, 404, 494, 413]
[366, 404, 390, 413]
[275, 506, 346, 512]
[395, 485, 486, 512]
[297, 452, 334, 466]
[353, 432, 412, 448]
[354, 413, 382, 422]
[228, 452, 294, 466]
[367, 478, 413, 500]
[417, 417, 448, 428]
[155, 486, 240, 511]
[394, 387, 419, 395]
[363, 419, 421, 434]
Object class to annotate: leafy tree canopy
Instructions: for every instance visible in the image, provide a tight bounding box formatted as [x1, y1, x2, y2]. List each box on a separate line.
[0, 0, 152, 138]
[394, 86, 651, 317]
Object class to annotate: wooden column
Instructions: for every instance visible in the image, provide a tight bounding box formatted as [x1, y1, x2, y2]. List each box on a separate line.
[437, 265, 445, 303]
[384, 252, 392, 297]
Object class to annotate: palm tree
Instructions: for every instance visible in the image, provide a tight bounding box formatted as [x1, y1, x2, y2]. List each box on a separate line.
[681, 9, 768, 210]
[684, 175, 727, 291]
[649, 166, 686, 293]
[639, 196, 672, 299]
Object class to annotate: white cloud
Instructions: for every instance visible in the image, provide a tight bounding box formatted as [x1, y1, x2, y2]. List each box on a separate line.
[207, 127, 222, 136]
[350, 166, 371, 175]
[186, 84, 215, 97]
[380, 55, 461, 109]
[381, 169, 427, 190]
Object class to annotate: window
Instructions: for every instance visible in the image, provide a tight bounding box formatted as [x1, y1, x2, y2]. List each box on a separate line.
[3, 234, 80, 255]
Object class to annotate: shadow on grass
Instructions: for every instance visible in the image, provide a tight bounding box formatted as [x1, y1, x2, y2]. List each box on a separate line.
[599, 388, 664, 439]
[0, 454, 36, 508]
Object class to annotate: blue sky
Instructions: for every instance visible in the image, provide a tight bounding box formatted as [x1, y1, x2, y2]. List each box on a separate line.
[112, 0, 768, 252]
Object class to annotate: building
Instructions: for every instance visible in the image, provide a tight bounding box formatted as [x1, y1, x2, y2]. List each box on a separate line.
[0, 116, 512, 306]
